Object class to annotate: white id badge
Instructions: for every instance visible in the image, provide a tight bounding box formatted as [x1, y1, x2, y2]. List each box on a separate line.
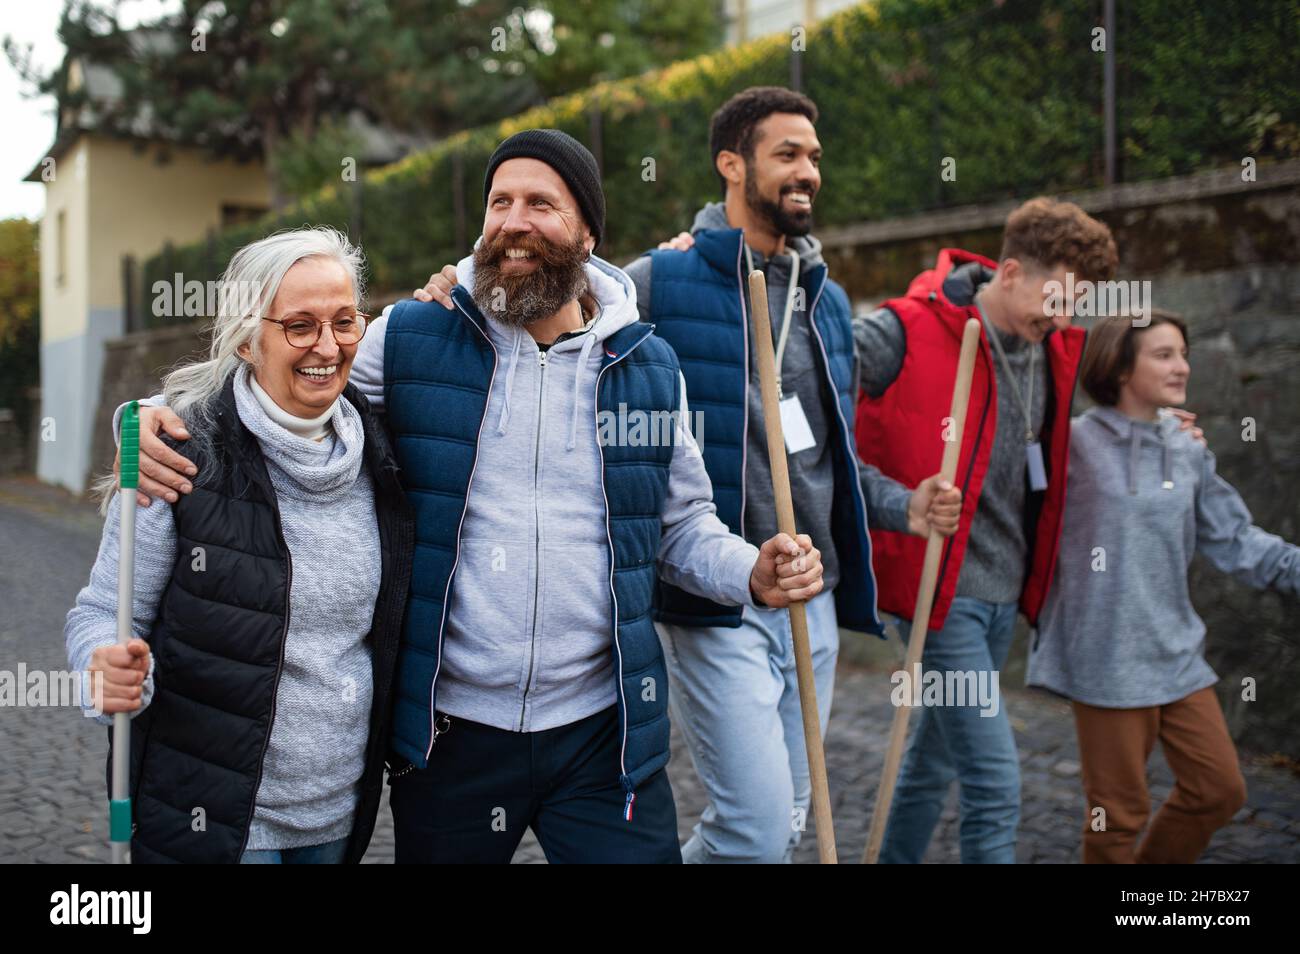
[779, 394, 817, 454]
[1026, 441, 1048, 491]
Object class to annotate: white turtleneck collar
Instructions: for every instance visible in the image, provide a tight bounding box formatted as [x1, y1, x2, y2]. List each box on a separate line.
[247, 371, 335, 442]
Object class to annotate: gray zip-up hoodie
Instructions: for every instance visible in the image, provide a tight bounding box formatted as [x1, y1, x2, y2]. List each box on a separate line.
[355, 252, 760, 733]
[1028, 405, 1300, 708]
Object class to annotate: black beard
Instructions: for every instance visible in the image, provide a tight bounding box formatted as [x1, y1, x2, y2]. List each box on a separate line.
[471, 231, 589, 327]
[745, 163, 815, 238]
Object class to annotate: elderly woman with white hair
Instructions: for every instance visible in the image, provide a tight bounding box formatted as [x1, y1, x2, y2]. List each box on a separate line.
[64, 227, 414, 864]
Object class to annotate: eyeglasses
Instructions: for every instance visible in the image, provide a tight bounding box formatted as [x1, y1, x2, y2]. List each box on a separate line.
[262, 312, 369, 348]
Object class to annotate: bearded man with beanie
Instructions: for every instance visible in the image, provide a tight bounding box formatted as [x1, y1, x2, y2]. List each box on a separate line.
[377, 127, 837, 868]
[351, 128, 838, 864]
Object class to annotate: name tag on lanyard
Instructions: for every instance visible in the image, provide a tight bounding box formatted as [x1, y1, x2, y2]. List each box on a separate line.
[780, 393, 817, 454]
[1026, 441, 1048, 492]
[747, 243, 815, 455]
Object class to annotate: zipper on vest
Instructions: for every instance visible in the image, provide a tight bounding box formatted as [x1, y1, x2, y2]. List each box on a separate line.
[519, 348, 547, 731]
[237, 522, 292, 859]
[592, 326, 655, 803]
[804, 272, 882, 632]
[1026, 339, 1083, 626]
[734, 241, 750, 540]
[427, 300, 500, 761]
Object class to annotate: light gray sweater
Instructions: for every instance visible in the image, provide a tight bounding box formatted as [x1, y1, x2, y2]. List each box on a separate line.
[1028, 405, 1300, 708]
[69, 364, 381, 849]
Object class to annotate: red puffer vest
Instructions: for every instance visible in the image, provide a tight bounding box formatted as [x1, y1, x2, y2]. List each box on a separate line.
[854, 248, 1085, 629]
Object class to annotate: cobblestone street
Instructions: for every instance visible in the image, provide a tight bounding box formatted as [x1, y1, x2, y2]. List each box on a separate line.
[4, 475, 1297, 864]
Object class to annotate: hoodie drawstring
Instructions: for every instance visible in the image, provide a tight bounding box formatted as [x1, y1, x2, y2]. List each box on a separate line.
[1127, 426, 1140, 495]
[1162, 432, 1174, 490]
[568, 332, 599, 450]
[496, 329, 523, 435]
[1126, 418, 1176, 493]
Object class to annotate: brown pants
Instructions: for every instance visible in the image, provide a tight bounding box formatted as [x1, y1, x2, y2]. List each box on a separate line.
[1072, 686, 1247, 864]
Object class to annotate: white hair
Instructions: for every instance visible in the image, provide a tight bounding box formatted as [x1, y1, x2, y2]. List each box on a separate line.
[93, 227, 365, 511]
[164, 226, 365, 422]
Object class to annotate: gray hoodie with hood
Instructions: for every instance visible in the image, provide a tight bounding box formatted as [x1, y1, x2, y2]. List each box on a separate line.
[1028, 405, 1300, 708]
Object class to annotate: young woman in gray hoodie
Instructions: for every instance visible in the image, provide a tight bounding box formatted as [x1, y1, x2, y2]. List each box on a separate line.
[1028, 311, 1300, 863]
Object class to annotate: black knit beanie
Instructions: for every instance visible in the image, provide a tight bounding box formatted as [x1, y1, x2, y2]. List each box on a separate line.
[483, 129, 605, 249]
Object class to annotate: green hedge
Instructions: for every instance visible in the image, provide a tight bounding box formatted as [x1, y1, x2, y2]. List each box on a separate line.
[143, 0, 1300, 314]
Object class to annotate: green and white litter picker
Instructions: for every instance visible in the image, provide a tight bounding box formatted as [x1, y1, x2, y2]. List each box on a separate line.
[110, 400, 140, 864]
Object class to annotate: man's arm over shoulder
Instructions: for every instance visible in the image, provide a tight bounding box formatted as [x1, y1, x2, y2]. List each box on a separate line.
[350, 304, 391, 410]
[854, 304, 907, 398]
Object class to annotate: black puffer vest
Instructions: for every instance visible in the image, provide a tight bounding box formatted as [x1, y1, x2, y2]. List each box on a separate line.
[107, 376, 413, 863]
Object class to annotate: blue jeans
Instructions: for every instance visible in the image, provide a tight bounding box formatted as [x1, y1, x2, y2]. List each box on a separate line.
[239, 836, 349, 864]
[656, 588, 839, 863]
[879, 595, 1020, 864]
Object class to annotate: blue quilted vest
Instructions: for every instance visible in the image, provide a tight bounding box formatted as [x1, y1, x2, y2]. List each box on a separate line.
[383, 286, 681, 797]
[649, 227, 883, 635]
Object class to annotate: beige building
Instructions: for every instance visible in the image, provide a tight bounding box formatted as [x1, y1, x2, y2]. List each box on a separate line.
[25, 55, 270, 493]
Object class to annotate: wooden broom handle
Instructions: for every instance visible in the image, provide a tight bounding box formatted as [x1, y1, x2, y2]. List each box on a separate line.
[748, 268, 838, 864]
[863, 317, 982, 864]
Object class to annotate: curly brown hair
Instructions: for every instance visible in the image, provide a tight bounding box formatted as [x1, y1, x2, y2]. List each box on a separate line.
[999, 197, 1119, 283]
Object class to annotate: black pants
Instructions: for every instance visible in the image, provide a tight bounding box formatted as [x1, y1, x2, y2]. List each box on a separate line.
[389, 705, 681, 863]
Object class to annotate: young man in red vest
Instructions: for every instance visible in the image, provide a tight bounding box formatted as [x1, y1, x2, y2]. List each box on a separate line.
[854, 198, 1118, 863]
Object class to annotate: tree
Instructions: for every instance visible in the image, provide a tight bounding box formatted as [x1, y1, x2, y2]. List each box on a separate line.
[0, 218, 40, 443]
[515, 0, 721, 99]
[6, 1, 723, 207]
[7, 1, 501, 207]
